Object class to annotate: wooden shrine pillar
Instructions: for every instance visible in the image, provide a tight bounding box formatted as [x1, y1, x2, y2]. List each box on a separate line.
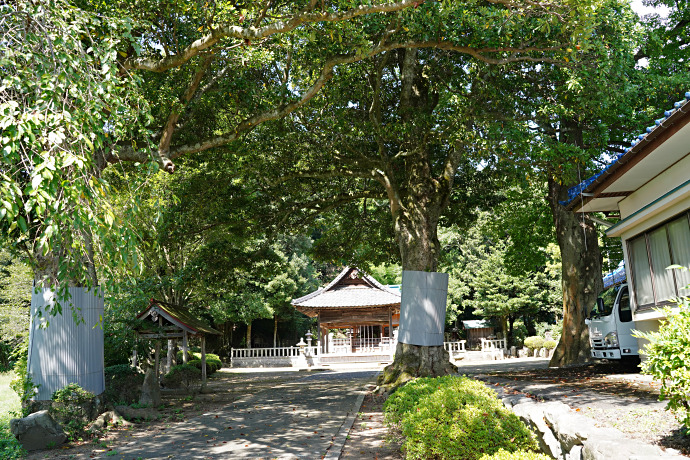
[154, 340, 161, 381]
[154, 316, 162, 381]
[201, 335, 207, 388]
[320, 325, 329, 354]
[166, 339, 173, 373]
[316, 312, 321, 353]
[182, 330, 189, 364]
[132, 337, 138, 367]
[389, 308, 393, 339]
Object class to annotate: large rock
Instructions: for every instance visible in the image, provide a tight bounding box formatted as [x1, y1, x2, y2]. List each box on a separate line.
[581, 436, 680, 460]
[115, 405, 159, 422]
[10, 410, 67, 451]
[139, 368, 162, 407]
[512, 400, 563, 459]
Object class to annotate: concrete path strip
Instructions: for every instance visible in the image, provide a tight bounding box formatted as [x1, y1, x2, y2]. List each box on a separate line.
[106, 370, 378, 460]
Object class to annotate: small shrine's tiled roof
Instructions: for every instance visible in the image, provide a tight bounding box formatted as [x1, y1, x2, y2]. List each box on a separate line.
[291, 267, 401, 309]
[563, 92, 690, 208]
[136, 299, 221, 335]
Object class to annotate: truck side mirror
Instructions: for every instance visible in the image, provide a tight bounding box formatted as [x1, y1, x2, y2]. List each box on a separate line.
[591, 298, 604, 317]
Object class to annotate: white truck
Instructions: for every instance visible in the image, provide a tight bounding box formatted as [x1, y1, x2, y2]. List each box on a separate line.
[586, 261, 639, 362]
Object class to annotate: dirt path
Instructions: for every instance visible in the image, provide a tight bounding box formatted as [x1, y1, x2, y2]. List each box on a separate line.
[339, 392, 402, 460]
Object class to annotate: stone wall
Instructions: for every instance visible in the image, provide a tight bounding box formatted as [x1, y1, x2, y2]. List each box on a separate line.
[500, 395, 684, 460]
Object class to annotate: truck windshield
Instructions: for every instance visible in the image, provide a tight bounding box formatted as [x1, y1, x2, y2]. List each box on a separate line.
[593, 286, 619, 317]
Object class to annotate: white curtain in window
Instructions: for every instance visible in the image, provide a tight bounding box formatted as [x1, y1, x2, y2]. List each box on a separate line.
[668, 216, 690, 297]
[649, 227, 675, 302]
[629, 237, 654, 307]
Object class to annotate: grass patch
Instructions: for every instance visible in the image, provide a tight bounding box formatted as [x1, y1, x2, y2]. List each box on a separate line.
[0, 372, 27, 458]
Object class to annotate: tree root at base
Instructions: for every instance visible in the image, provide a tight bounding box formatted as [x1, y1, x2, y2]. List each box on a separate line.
[377, 343, 457, 393]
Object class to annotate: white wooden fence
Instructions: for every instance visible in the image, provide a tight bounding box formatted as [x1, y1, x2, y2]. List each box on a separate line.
[230, 346, 318, 359]
[481, 338, 506, 360]
[444, 340, 467, 355]
[329, 337, 395, 354]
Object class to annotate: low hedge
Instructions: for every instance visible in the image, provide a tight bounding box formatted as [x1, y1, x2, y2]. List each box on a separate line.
[163, 364, 201, 392]
[480, 449, 552, 460]
[176, 351, 222, 370]
[524, 336, 545, 351]
[543, 340, 558, 350]
[384, 375, 539, 460]
[187, 357, 222, 375]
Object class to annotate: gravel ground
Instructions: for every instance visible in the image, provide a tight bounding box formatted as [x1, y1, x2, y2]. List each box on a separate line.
[473, 361, 690, 456]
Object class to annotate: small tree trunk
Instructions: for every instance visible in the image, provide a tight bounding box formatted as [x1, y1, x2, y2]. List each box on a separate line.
[547, 177, 602, 367]
[499, 316, 508, 344]
[246, 322, 252, 349]
[508, 316, 516, 348]
[273, 315, 278, 348]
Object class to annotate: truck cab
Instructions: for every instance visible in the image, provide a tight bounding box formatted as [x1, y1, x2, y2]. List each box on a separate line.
[586, 283, 638, 360]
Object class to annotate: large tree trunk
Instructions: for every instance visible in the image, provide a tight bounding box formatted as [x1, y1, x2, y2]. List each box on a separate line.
[375, 49, 458, 391]
[378, 196, 456, 391]
[547, 177, 602, 367]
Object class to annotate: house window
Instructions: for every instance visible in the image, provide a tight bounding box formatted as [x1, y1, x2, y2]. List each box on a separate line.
[628, 214, 690, 310]
[668, 217, 690, 297]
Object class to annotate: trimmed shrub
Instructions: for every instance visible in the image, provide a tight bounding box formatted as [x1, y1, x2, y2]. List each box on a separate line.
[637, 294, 690, 428]
[480, 449, 552, 460]
[543, 340, 558, 350]
[103, 364, 144, 405]
[186, 355, 222, 376]
[163, 364, 201, 392]
[176, 351, 222, 375]
[384, 375, 539, 460]
[50, 383, 97, 441]
[523, 336, 545, 352]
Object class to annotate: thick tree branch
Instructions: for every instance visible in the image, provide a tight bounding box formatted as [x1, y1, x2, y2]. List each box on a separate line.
[165, 40, 565, 160]
[110, 39, 567, 167]
[124, 0, 424, 72]
[157, 56, 214, 172]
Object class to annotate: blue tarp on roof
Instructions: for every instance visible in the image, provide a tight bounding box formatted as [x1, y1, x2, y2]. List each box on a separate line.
[602, 260, 626, 289]
[562, 92, 690, 207]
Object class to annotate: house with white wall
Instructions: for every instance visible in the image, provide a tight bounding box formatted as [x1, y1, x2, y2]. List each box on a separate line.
[567, 92, 690, 340]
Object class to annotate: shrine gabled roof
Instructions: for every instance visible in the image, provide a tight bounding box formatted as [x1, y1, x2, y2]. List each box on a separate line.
[136, 299, 221, 335]
[291, 267, 401, 309]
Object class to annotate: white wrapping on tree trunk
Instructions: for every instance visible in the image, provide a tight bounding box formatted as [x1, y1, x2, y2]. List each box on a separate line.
[27, 287, 105, 400]
[397, 270, 448, 346]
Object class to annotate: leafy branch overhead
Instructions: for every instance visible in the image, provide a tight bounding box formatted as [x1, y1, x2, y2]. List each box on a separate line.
[108, 0, 595, 171]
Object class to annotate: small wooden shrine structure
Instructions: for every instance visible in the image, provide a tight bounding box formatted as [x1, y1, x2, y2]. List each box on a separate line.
[462, 319, 496, 350]
[134, 299, 221, 386]
[291, 267, 401, 353]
